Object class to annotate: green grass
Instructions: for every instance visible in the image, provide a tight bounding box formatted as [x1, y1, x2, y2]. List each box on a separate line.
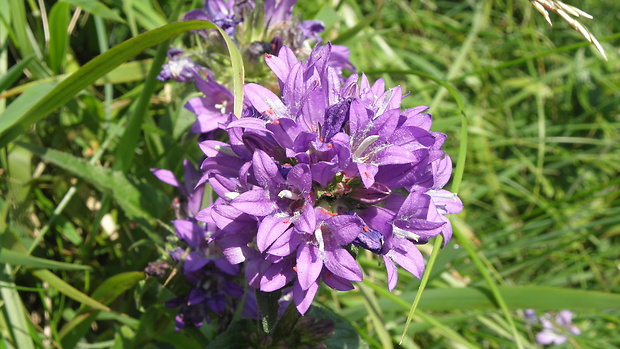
[1, 0, 619, 348]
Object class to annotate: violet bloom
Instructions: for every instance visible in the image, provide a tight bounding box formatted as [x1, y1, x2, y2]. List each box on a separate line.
[183, 0, 251, 37]
[194, 43, 462, 314]
[185, 74, 235, 134]
[157, 48, 206, 83]
[151, 159, 204, 218]
[526, 309, 581, 346]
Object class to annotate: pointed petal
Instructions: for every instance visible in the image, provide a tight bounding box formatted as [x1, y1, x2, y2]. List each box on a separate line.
[325, 214, 365, 245]
[151, 169, 180, 188]
[260, 257, 295, 292]
[183, 251, 210, 274]
[296, 243, 322, 290]
[383, 255, 398, 291]
[321, 269, 354, 291]
[252, 149, 285, 189]
[387, 238, 424, 278]
[293, 278, 319, 315]
[230, 190, 276, 216]
[173, 220, 204, 248]
[257, 215, 292, 252]
[323, 248, 362, 282]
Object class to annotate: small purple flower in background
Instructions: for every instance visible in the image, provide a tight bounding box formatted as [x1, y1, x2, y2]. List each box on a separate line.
[183, 0, 250, 37]
[151, 159, 205, 219]
[157, 48, 208, 83]
[525, 309, 581, 346]
[193, 43, 462, 314]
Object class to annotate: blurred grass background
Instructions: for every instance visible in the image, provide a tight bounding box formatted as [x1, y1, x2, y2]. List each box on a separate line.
[1, 0, 619, 348]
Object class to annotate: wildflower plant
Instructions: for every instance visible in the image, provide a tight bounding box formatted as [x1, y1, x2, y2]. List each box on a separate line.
[150, 0, 463, 343]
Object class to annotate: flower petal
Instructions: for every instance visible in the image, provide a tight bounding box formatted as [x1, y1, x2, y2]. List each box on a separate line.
[257, 215, 292, 252]
[296, 243, 323, 290]
[230, 190, 276, 216]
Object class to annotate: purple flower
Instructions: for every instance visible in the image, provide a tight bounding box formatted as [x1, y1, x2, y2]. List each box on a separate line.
[151, 159, 205, 218]
[526, 309, 581, 346]
[263, 0, 297, 26]
[192, 43, 461, 314]
[157, 48, 207, 83]
[183, 0, 250, 37]
[185, 74, 234, 134]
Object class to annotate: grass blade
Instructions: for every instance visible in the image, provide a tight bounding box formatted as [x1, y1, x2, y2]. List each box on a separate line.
[47, 2, 70, 74]
[60, 0, 125, 23]
[0, 265, 35, 349]
[31, 269, 110, 312]
[0, 248, 92, 270]
[0, 20, 234, 148]
[0, 55, 34, 93]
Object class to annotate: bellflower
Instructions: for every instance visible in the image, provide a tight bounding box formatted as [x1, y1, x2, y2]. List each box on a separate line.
[157, 48, 208, 83]
[526, 309, 581, 346]
[185, 74, 235, 134]
[193, 43, 462, 315]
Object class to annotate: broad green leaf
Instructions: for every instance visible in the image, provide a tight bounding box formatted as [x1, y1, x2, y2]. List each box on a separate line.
[60, 0, 125, 23]
[373, 286, 620, 312]
[0, 81, 58, 136]
[0, 248, 92, 270]
[306, 305, 367, 349]
[48, 2, 70, 74]
[207, 319, 256, 349]
[31, 270, 110, 312]
[0, 60, 153, 99]
[0, 20, 244, 148]
[95, 59, 152, 85]
[90, 272, 145, 305]
[0, 266, 35, 349]
[59, 272, 145, 348]
[15, 142, 169, 228]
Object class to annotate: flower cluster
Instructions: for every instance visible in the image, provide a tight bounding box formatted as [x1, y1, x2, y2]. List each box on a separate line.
[150, 160, 257, 330]
[525, 309, 581, 346]
[192, 43, 462, 314]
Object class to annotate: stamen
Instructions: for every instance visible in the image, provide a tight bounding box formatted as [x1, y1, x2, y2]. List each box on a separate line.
[315, 227, 325, 254]
[392, 224, 421, 242]
[353, 135, 380, 160]
[278, 190, 301, 200]
[214, 99, 228, 114]
[224, 192, 240, 200]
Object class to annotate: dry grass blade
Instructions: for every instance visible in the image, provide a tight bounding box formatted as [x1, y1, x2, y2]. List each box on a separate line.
[530, 0, 607, 60]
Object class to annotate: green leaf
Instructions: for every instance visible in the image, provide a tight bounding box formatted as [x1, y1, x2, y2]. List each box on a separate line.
[0, 248, 92, 270]
[0, 81, 58, 137]
[59, 272, 145, 348]
[207, 319, 255, 349]
[90, 272, 145, 305]
[0, 266, 35, 349]
[15, 142, 168, 229]
[8, 0, 48, 78]
[306, 305, 367, 349]
[1, 60, 153, 99]
[31, 269, 110, 312]
[0, 55, 34, 93]
[60, 0, 125, 23]
[374, 286, 620, 312]
[48, 2, 70, 74]
[0, 20, 240, 148]
[256, 289, 281, 333]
